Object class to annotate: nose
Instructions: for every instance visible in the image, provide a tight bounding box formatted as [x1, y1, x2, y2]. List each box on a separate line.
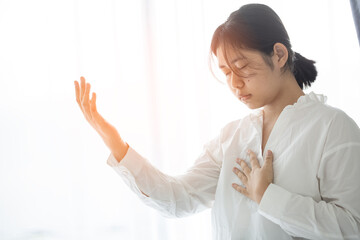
[229, 72, 245, 90]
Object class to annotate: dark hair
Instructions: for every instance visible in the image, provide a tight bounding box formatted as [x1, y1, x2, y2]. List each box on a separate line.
[210, 4, 317, 89]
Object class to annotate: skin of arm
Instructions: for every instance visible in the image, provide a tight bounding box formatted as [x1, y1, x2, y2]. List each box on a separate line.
[74, 76, 129, 162]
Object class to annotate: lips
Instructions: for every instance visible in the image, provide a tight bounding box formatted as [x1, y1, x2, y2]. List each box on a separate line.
[238, 94, 251, 102]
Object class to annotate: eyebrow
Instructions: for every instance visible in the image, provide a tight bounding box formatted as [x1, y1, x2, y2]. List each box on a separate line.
[219, 57, 244, 69]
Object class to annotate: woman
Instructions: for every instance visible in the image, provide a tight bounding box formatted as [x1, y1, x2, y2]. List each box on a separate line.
[74, 4, 360, 239]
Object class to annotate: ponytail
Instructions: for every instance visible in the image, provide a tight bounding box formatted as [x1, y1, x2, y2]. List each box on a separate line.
[292, 52, 317, 89]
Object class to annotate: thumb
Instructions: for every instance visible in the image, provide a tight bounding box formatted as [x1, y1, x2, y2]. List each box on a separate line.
[263, 150, 273, 168]
[90, 92, 97, 113]
[90, 92, 106, 125]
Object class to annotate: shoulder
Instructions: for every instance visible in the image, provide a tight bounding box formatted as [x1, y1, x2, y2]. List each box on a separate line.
[220, 111, 255, 133]
[327, 106, 360, 142]
[292, 92, 360, 148]
[313, 101, 359, 131]
[311, 100, 360, 148]
[299, 92, 359, 128]
[221, 118, 242, 136]
[218, 111, 256, 143]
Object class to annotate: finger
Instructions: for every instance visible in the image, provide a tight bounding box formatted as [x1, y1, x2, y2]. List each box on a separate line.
[237, 159, 251, 177]
[233, 167, 247, 183]
[263, 150, 273, 169]
[232, 183, 248, 196]
[82, 83, 92, 120]
[248, 150, 260, 169]
[74, 81, 81, 106]
[80, 76, 86, 101]
[90, 92, 101, 122]
[90, 92, 97, 113]
[90, 92, 107, 126]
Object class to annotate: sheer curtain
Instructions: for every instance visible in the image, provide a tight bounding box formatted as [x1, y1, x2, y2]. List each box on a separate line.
[0, 0, 359, 239]
[350, 0, 360, 45]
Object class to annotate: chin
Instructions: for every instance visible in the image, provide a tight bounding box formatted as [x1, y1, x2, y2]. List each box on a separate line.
[244, 102, 263, 110]
[247, 105, 259, 110]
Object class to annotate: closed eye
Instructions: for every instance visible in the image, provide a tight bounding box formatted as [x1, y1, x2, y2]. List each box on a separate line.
[220, 67, 231, 77]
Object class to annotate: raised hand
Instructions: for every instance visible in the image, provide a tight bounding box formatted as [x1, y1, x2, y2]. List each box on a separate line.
[74, 76, 128, 162]
[232, 150, 274, 204]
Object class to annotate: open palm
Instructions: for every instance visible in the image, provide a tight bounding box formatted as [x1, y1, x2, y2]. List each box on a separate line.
[74, 76, 128, 162]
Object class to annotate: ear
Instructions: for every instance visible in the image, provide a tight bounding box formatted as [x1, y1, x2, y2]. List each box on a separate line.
[272, 43, 288, 69]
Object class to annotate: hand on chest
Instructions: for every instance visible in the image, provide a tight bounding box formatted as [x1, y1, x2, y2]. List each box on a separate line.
[221, 115, 323, 198]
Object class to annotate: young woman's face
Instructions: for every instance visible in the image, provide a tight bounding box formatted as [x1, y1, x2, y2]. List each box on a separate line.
[216, 46, 283, 109]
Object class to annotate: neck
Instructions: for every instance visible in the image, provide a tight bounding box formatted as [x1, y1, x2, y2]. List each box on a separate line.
[263, 72, 304, 121]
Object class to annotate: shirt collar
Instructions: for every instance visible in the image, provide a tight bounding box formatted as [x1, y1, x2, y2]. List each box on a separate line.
[285, 91, 327, 110]
[249, 92, 327, 121]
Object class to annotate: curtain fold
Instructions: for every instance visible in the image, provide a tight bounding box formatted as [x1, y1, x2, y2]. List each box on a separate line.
[350, 0, 360, 46]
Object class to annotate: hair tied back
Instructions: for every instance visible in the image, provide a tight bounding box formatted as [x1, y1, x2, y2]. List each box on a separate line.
[292, 52, 317, 89]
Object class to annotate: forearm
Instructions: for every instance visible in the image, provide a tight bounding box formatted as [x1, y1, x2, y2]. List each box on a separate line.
[107, 146, 220, 218]
[111, 140, 129, 163]
[258, 184, 360, 239]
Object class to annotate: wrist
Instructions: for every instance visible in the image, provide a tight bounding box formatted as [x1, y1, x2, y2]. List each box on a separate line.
[256, 182, 271, 204]
[112, 141, 129, 162]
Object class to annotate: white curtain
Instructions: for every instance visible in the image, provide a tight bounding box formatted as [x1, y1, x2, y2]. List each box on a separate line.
[0, 0, 359, 239]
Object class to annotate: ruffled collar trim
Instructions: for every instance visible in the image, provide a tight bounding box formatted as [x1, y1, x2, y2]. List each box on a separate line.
[250, 92, 327, 120]
[284, 91, 327, 110]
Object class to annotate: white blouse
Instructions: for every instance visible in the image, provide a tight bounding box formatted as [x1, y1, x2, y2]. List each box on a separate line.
[107, 92, 360, 240]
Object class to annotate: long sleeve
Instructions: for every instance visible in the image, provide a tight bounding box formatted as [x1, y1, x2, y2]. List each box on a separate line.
[258, 111, 360, 239]
[107, 133, 223, 218]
